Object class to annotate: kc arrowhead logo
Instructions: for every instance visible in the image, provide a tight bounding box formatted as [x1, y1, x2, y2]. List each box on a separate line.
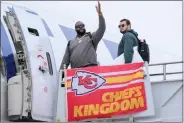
[71, 71, 106, 95]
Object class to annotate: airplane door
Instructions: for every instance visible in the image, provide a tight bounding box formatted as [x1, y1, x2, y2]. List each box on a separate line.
[9, 6, 58, 121]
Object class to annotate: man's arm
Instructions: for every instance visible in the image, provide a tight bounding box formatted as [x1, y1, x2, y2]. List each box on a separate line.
[91, 1, 106, 48]
[124, 36, 134, 64]
[60, 42, 70, 70]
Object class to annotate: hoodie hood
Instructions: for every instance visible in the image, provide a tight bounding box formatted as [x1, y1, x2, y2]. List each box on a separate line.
[125, 29, 138, 37]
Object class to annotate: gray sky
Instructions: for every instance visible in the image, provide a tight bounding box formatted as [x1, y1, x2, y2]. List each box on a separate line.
[1, 1, 182, 69]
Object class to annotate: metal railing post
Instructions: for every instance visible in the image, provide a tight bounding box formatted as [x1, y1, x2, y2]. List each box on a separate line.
[163, 64, 166, 80]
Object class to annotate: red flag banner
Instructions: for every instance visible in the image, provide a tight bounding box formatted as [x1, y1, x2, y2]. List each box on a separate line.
[66, 62, 147, 122]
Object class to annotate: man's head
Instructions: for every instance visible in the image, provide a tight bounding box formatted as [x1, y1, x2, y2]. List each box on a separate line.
[75, 21, 86, 37]
[119, 19, 131, 33]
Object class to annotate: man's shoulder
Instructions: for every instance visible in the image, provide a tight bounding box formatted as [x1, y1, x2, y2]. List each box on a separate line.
[67, 39, 77, 47]
[123, 32, 135, 38]
[69, 38, 78, 43]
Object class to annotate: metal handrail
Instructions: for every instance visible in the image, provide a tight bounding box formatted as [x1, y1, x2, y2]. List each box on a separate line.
[148, 61, 183, 66]
[150, 72, 183, 76]
[148, 61, 183, 81]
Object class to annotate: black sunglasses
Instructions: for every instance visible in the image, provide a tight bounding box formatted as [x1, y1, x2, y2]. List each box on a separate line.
[118, 24, 125, 28]
[75, 24, 85, 29]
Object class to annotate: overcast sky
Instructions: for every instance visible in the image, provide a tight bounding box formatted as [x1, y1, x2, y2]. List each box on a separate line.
[1, 1, 183, 76]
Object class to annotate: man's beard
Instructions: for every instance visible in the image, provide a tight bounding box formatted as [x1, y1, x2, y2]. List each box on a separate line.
[120, 30, 124, 34]
[76, 28, 86, 36]
[120, 29, 127, 34]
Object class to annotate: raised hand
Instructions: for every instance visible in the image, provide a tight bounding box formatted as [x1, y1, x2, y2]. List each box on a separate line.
[96, 0, 102, 15]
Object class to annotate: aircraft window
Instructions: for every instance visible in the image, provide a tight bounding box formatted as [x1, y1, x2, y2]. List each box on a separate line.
[46, 52, 53, 75]
[28, 27, 39, 36]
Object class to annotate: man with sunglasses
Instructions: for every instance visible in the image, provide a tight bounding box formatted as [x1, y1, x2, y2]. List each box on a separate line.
[60, 1, 106, 70]
[117, 19, 140, 64]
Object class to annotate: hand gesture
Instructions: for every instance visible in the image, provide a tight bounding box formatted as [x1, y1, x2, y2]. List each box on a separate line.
[96, 1, 102, 15]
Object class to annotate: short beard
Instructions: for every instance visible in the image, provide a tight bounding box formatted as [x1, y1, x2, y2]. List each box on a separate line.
[120, 28, 128, 34]
[120, 30, 125, 34]
[76, 29, 86, 37]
